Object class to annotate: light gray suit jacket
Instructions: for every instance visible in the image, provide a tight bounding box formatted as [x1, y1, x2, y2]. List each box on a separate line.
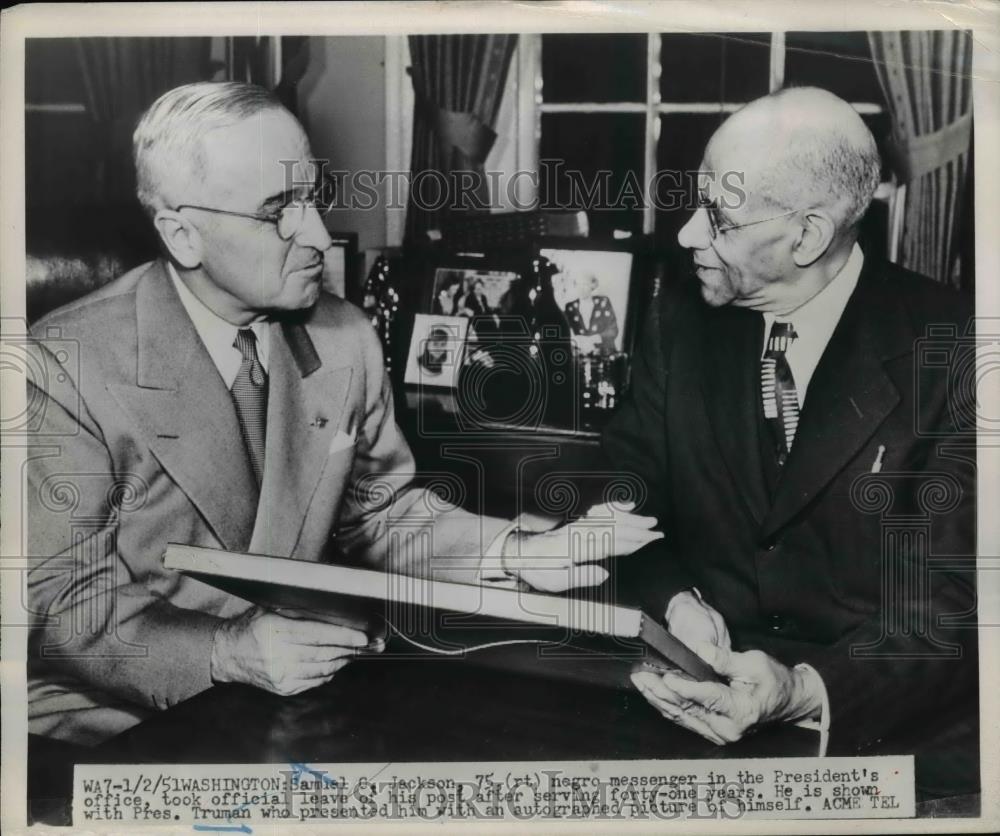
[26, 260, 507, 745]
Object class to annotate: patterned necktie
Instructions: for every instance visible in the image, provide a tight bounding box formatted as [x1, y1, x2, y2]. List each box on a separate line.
[761, 321, 799, 465]
[231, 328, 268, 485]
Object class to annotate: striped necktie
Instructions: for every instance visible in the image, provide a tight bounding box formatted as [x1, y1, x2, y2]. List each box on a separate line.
[231, 328, 268, 485]
[761, 321, 799, 465]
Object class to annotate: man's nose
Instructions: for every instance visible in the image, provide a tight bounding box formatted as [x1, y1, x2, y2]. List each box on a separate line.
[294, 204, 333, 251]
[677, 206, 711, 250]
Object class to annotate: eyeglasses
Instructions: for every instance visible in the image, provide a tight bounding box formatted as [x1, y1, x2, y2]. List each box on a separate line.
[175, 173, 337, 241]
[697, 194, 800, 240]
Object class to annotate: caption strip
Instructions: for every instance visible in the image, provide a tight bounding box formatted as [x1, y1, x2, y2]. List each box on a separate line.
[73, 757, 914, 825]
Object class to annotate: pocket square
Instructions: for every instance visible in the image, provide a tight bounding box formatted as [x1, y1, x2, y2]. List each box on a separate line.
[328, 428, 357, 455]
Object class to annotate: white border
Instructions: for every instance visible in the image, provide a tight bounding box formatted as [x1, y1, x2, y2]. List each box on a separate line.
[2, 3, 998, 834]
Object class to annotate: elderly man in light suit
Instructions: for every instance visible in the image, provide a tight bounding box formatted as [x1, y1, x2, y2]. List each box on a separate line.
[26, 82, 661, 745]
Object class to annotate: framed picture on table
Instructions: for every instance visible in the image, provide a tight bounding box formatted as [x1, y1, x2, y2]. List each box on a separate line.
[536, 238, 641, 359]
[428, 259, 524, 319]
[403, 313, 471, 389]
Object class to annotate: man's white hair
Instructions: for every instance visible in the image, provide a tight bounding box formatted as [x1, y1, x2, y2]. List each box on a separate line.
[752, 87, 882, 230]
[133, 81, 283, 216]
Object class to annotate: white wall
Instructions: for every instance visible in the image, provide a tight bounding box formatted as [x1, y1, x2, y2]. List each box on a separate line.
[297, 36, 526, 254]
[298, 37, 388, 253]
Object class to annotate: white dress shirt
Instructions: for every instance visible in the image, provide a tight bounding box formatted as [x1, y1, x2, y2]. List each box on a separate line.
[761, 243, 863, 407]
[167, 263, 270, 387]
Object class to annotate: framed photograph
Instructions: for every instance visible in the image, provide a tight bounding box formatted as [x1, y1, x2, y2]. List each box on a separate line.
[430, 263, 522, 318]
[537, 238, 640, 357]
[403, 313, 470, 389]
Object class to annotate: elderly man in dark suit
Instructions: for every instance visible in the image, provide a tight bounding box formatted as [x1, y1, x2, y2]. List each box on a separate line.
[25, 81, 661, 746]
[608, 87, 977, 800]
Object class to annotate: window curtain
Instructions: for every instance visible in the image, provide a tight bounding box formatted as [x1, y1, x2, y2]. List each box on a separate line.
[76, 38, 214, 206]
[868, 31, 973, 288]
[405, 35, 518, 243]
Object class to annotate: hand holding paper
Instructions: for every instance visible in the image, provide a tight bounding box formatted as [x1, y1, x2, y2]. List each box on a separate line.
[211, 606, 374, 696]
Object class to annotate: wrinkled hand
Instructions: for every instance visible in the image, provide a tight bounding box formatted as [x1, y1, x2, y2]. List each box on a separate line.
[211, 607, 375, 696]
[631, 643, 823, 745]
[665, 590, 731, 653]
[505, 501, 663, 593]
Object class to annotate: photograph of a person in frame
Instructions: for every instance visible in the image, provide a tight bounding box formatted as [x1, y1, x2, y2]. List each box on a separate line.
[433, 274, 463, 315]
[457, 277, 492, 317]
[417, 325, 453, 377]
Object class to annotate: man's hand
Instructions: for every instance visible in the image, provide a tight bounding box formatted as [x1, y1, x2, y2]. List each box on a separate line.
[665, 590, 731, 652]
[631, 643, 824, 745]
[211, 607, 374, 696]
[504, 501, 663, 593]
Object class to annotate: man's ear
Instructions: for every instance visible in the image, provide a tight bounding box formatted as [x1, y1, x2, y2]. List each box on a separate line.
[791, 209, 836, 268]
[153, 210, 203, 269]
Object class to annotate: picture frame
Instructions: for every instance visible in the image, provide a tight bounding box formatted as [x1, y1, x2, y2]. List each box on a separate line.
[426, 254, 525, 319]
[535, 237, 648, 360]
[403, 313, 470, 389]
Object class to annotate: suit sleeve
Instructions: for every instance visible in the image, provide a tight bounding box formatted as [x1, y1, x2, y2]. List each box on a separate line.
[601, 290, 698, 616]
[26, 339, 220, 713]
[333, 318, 509, 584]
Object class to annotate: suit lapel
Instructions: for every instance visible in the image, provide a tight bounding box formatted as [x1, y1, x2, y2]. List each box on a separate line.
[699, 302, 770, 526]
[249, 317, 352, 557]
[106, 262, 259, 551]
[761, 263, 907, 537]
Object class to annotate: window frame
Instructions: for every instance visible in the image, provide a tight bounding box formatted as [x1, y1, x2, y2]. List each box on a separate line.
[527, 32, 891, 237]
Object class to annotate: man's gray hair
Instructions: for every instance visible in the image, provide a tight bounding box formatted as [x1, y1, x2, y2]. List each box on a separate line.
[755, 86, 882, 230]
[133, 81, 283, 216]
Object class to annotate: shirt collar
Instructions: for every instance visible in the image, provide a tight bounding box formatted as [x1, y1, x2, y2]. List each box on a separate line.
[764, 243, 863, 339]
[761, 243, 864, 405]
[167, 262, 270, 388]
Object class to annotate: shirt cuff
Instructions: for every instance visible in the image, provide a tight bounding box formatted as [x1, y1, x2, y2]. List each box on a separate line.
[477, 520, 521, 587]
[793, 662, 830, 757]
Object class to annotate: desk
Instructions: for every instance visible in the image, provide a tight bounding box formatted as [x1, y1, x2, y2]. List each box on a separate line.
[397, 387, 613, 519]
[30, 647, 816, 824]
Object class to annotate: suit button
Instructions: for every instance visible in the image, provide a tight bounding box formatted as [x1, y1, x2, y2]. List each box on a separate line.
[759, 537, 777, 552]
[770, 614, 785, 631]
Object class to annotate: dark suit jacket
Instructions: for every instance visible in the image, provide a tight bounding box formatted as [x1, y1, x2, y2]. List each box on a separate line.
[604, 256, 977, 797]
[565, 295, 619, 353]
[26, 260, 507, 745]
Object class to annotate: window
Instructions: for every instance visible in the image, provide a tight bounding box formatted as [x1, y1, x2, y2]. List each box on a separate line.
[530, 32, 892, 251]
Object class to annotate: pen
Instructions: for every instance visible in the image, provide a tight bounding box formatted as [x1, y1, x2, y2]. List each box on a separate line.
[871, 444, 886, 474]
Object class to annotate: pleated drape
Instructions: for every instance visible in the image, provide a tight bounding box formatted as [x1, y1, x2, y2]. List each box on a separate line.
[76, 38, 213, 205]
[869, 31, 973, 287]
[405, 35, 518, 243]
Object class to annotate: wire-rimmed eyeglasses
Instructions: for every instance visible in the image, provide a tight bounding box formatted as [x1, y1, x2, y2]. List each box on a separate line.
[174, 173, 337, 241]
[698, 194, 801, 239]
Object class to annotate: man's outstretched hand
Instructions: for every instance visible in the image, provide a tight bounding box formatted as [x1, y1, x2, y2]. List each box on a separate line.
[503, 501, 663, 593]
[631, 642, 824, 745]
